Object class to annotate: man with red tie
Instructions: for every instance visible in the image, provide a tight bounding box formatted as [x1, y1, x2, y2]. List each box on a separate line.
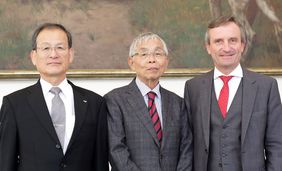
[184, 15, 282, 171]
[105, 32, 192, 171]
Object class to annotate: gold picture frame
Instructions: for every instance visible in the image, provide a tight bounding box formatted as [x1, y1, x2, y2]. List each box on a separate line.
[0, 68, 281, 79]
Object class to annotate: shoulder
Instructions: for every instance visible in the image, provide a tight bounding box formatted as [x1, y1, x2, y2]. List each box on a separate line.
[67, 80, 106, 107]
[104, 84, 130, 99]
[71, 83, 103, 100]
[185, 70, 213, 87]
[243, 69, 277, 85]
[4, 83, 38, 101]
[160, 87, 182, 101]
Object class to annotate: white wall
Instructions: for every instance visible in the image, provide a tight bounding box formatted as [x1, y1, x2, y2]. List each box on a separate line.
[0, 76, 282, 105]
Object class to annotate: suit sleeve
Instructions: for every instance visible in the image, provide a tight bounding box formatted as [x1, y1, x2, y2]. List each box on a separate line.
[0, 97, 18, 171]
[105, 94, 141, 171]
[265, 79, 282, 170]
[94, 99, 109, 171]
[176, 100, 193, 171]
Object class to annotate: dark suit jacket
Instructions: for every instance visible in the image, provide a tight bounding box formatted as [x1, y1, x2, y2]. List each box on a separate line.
[105, 79, 192, 171]
[0, 80, 108, 171]
[184, 69, 282, 171]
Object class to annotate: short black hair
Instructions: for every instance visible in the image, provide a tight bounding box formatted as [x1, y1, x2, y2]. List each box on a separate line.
[32, 23, 72, 50]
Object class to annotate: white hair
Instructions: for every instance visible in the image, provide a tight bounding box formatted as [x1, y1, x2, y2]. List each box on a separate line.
[129, 32, 168, 57]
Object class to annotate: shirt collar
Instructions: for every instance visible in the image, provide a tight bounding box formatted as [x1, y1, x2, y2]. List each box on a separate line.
[214, 64, 243, 79]
[135, 77, 161, 98]
[40, 78, 69, 96]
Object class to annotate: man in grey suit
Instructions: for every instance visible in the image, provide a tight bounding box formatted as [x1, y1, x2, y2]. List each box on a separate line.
[105, 32, 193, 171]
[184, 15, 282, 171]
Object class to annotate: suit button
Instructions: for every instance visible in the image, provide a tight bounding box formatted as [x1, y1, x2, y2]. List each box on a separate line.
[55, 144, 61, 149]
[221, 134, 227, 138]
[159, 153, 163, 164]
[218, 163, 222, 167]
[61, 163, 67, 168]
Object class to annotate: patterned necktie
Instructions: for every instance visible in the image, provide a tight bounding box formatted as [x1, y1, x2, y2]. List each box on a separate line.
[50, 87, 66, 148]
[147, 91, 162, 142]
[218, 76, 233, 118]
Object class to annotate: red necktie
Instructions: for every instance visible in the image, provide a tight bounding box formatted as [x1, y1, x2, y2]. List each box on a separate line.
[218, 76, 233, 118]
[147, 92, 162, 142]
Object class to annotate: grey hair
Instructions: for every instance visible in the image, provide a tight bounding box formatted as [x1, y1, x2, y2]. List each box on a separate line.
[129, 32, 168, 57]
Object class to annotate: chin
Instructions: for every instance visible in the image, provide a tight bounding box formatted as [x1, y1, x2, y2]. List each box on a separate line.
[147, 75, 160, 81]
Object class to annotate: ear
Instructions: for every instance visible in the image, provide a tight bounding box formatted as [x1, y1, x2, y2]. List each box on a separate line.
[69, 48, 74, 63]
[205, 43, 211, 55]
[30, 50, 37, 66]
[240, 41, 246, 53]
[164, 56, 169, 70]
[128, 56, 135, 71]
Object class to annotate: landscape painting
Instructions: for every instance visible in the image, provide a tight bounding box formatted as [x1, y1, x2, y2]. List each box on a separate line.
[0, 0, 281, 77]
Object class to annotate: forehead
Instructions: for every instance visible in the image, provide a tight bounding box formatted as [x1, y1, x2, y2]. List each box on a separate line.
[36, 28, 68, 44]
[136, 38, 164, 51]
[208, 22, 241, 39]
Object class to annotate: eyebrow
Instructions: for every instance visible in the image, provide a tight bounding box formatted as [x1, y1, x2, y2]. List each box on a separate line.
[37, 42, 66, 46]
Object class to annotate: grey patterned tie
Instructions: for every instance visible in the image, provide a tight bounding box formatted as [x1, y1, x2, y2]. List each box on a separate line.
[50, 87, 66, 148]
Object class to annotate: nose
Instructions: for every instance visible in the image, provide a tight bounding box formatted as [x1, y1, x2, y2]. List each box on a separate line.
[222, 41, 231, 52]
[147, 53, 156, 63]
[49, 47, 59, 58]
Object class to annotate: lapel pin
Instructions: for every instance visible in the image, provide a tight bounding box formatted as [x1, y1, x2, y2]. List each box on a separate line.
[83, 100, 87, 103]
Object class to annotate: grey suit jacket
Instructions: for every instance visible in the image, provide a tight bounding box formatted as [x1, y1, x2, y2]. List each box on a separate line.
[105, 79, 192, 171]
[184, 68, 282, 171]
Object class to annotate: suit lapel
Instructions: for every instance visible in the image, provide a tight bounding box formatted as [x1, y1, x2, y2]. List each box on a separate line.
[66, 81, 88, 150]
[27, 81, 59, 144]
[126, 80, 161, 147]
[200, 71, 213, 150]
[160, 87, 171, 149]
[241, 70, 257, 146]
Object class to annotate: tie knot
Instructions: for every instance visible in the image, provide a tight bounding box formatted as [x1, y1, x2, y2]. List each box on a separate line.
[147, 91, 156, 100]
[219, 76, 233, 84]
[50, 87, 61, 95]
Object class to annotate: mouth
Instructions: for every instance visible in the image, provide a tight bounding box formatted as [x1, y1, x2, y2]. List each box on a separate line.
[220, 53, 235, 58]
[147, 67, 159, 71]
[47, 62, 61, 65]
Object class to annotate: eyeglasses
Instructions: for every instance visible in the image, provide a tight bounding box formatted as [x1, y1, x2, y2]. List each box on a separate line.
[133, 51, 167, 59]
[36, 45, 68, 56]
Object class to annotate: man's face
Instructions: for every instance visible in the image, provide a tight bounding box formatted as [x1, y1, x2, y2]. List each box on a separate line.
[128, 38, 168, 88]
[206, 22, 245, 74]
[31, 28, 74, 82]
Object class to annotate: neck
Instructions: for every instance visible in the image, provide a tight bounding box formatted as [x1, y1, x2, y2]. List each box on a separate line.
[216, 65, 238, 75]
[41, 75, 65, 86]
[145, 80, 159, 90]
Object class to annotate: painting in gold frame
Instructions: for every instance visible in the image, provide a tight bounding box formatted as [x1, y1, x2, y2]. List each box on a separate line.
[0, 0, 281, 79]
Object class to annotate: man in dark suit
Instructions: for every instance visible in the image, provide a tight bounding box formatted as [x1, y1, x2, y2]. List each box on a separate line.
[184, 15, 282, 171]
[0, 23, 108, 171]
[105, 32, 192, 171]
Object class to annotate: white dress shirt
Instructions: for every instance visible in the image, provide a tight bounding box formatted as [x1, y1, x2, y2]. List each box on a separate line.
[213, 64, 243, 112]
[135, 78, 163, 128]
[40, 78, 75, 154]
